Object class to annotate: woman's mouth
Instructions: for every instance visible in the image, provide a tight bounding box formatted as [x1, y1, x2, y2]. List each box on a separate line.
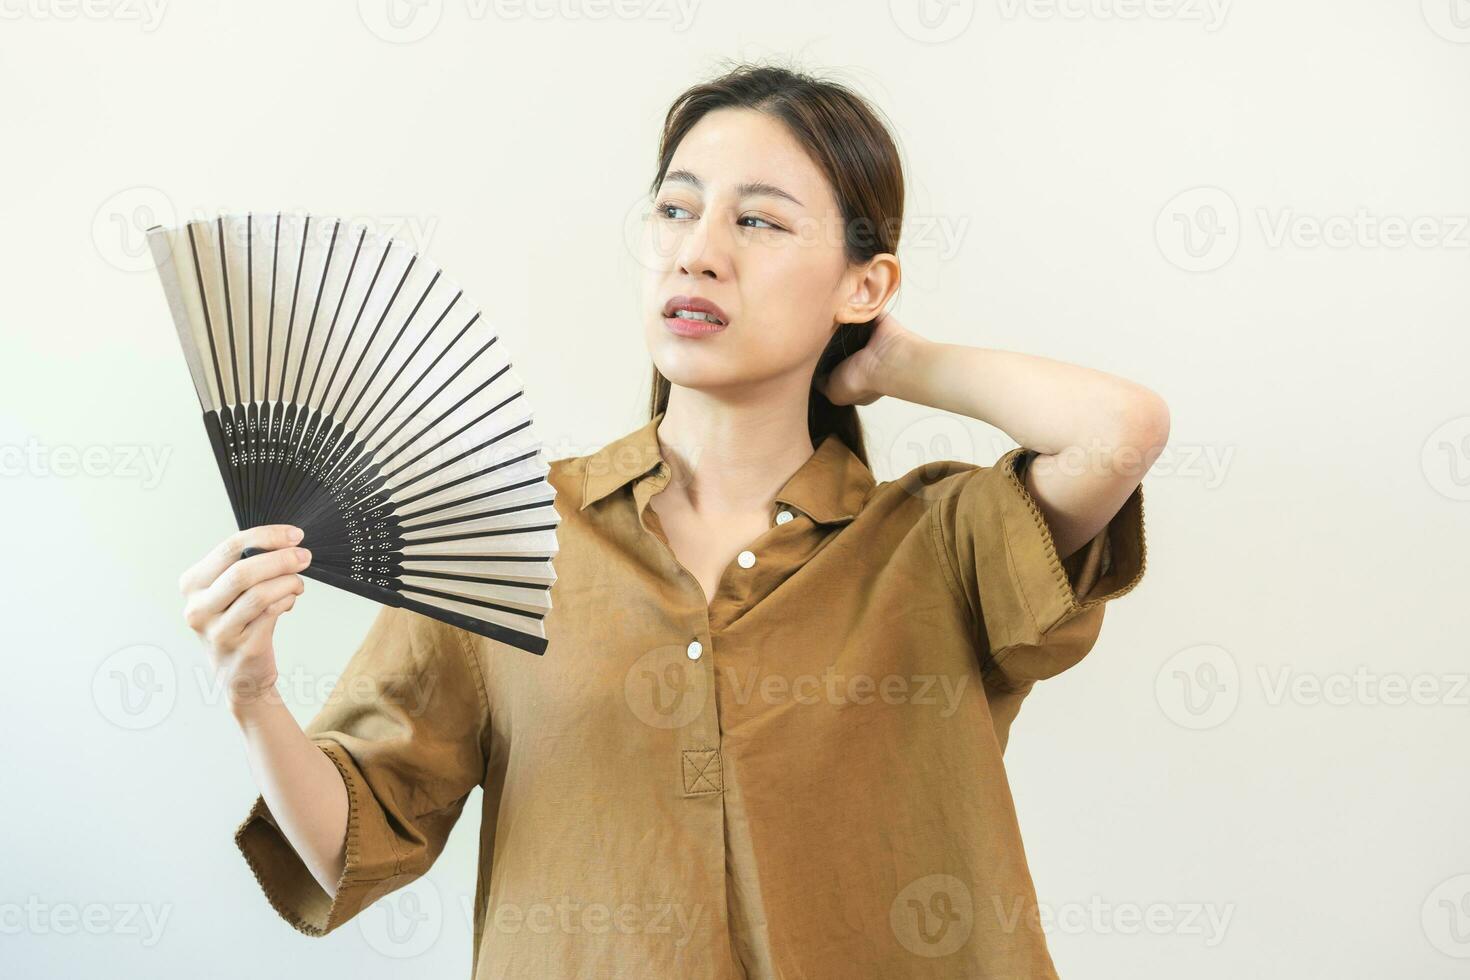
[665, 310, 727, 336]
[663, 295, 729, 337]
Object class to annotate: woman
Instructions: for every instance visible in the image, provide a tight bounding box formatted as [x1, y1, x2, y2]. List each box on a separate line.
[180, 63, 1164, 979]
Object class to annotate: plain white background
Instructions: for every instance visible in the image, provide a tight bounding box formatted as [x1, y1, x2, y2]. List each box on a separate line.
[3, 1, 1468, 976]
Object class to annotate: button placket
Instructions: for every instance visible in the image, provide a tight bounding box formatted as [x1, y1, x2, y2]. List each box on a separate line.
[680, 631, 722, 796]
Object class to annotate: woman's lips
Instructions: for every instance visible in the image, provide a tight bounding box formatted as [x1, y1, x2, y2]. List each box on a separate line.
[664, 314, 727, 337]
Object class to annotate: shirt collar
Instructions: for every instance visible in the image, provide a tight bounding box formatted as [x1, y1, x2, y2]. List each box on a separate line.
[579, 410, 876, 525]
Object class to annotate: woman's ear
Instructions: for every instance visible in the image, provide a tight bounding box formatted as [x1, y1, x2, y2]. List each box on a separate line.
[835, 253, 901, 325]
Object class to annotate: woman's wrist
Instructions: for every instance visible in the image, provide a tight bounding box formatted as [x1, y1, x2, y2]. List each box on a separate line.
[230, 678, 287, 731]
[869, 329, 937, 403]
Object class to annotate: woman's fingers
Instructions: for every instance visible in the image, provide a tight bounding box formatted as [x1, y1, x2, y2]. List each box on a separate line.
[208, 574, 306, 649]
[238, 591, 300, 642]
[178, 525, 302, 598]
[183, 543, 311, 634]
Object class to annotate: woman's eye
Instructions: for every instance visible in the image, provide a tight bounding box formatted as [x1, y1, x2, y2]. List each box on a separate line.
[739, 215, 781, 230]
[655, 202, 693, 220]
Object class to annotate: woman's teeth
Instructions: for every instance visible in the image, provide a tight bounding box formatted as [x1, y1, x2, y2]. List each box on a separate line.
[673, 310, 722, 324]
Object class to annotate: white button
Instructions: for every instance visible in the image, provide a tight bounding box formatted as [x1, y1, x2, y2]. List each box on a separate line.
[775, 509, 794, 525]
[687, 640, 703, 660]
[737, 550, 756, 568]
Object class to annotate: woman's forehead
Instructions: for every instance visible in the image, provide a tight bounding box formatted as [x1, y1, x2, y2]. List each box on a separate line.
[666, 110, 833, 208]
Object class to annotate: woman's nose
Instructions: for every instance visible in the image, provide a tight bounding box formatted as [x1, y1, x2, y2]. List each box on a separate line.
[675, 214, 731, 279]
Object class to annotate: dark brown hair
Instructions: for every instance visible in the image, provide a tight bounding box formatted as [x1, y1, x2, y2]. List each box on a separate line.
[645, 60, 905, 468]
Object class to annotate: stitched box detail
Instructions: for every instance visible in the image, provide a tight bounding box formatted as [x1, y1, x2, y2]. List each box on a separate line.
[682, 748, 723, 795]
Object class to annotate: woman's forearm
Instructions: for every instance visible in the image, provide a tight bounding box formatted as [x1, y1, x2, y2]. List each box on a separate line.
[233, 694, 350, 897]
[874, 335, 1165, 458]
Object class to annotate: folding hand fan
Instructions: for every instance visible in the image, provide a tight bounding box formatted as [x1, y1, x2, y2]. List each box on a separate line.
[147, 212, 558, 655]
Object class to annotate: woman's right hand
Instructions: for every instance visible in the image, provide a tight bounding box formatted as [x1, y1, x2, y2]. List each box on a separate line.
[179, 524, 312, 714]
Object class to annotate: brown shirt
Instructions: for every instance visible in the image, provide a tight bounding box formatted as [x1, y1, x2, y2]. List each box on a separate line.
[234, 408, 1147, 978]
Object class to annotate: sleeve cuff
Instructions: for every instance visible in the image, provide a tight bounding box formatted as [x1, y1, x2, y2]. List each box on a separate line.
[994, 446, 1148, 646]
[233, 738, 403, 937]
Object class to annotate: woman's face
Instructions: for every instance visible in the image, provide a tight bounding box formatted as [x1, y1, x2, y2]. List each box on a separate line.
[640, 107, 869, 393]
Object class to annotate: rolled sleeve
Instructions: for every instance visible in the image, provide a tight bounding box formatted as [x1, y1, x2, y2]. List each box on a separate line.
[930, 446, 1147, 685]
[233, 605, 491, 937]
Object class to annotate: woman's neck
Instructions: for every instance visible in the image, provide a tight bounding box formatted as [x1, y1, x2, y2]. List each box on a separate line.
[654, 384, 817, 518]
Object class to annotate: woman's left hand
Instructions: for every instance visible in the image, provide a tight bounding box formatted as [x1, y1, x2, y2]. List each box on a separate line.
[817, 310, 919, 407]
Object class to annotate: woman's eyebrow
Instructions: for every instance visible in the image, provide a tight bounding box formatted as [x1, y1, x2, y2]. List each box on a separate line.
[662, 168, 804, 207]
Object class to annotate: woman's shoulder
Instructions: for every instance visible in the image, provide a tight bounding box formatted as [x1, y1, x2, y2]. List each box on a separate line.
[863, 454, 1005, 515]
